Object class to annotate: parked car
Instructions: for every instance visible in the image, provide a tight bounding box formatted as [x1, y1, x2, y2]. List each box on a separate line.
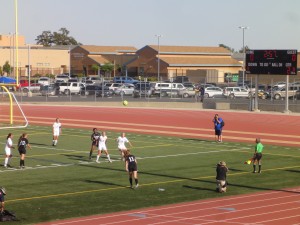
[38, 77, 50, 86]
[95, 86, 113, 97]
[80, 85, 113, 96]
[40, 84, 59, 96]
[204, 87, 224, 98]
[80, 85, 100, 96]
[271, 85, 300, 100]
[114, 83, 135, 95]
[55, 74, 70, 82]
[21, 83, 41, 93]
[152, 82, 185, 97]
[133, 82, 153, 98]
[223, 87, 250, 99]
[58, 82, 83, 95]
[182, 82, 195, 88]
[105, 83, 122, 93]
[113, 76, 139, 84]
[178, 87, 196, 98]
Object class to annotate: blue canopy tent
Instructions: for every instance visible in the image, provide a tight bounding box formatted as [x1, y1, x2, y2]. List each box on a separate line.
[0, 77, 16, 84]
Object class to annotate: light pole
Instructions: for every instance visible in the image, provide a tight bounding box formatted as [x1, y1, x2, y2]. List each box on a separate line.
[155, 34, 162, 82]
[238, 26, 249, 87]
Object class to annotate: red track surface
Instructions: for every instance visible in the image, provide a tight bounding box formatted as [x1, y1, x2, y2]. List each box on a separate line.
[21, 105, 300, 225]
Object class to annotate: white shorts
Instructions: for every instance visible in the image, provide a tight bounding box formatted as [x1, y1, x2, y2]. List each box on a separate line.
[118, 145, 127, 151]
[5, 148, 11, 155]
[98, 144, 107, 151]
[53, 130, 60, 136]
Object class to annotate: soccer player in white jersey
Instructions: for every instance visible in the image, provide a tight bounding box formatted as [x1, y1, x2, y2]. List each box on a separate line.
[52, 118, 62, 146]
[4, 133, 14, 168]
[96, 131, 112, 163]
[116, 132, 132, 161]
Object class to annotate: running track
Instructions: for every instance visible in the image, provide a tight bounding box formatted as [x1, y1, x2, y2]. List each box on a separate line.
[18, 105, 300, 224]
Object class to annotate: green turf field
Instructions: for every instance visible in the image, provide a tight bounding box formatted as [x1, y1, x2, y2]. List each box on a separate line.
[0, 125, 299, 224]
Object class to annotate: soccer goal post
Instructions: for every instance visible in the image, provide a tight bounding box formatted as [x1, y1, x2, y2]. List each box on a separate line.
[0, 86, 28, 129]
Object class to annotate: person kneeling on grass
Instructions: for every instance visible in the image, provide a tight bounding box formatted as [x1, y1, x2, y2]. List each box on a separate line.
[216, 161, 228, 193]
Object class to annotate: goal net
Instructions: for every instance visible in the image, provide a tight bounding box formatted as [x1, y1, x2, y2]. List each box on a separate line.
[0, 87, 28, 129]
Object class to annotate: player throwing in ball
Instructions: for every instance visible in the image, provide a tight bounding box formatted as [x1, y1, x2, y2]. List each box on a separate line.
[124, 150, 139, 189]
[116, 132, 132, 161]
[96, 131, 112, 163]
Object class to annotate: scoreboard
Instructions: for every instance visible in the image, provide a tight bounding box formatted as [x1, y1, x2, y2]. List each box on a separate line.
[245, 50, 297, 75]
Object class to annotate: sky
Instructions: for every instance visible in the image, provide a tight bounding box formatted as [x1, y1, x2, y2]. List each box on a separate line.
[1, 0, 300, 51]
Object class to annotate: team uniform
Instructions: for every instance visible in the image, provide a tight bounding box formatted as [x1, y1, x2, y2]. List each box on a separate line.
[52, 121, 62, 146]
[18, 137, 30, 169]
[96, 134, 112, 163]
[117, 136, 129, 151]
[18, 138, 28, 155]
[91, 132, 101, 147]
[4, 138, 13, 157]
[125, 153, 139, 189]
[126, 154, 138, 172]
[98, 135, 107, 151]
[4, 138, 13, 168]
[53, 122, 61, 136]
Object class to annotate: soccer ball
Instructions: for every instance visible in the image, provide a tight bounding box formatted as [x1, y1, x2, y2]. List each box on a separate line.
[123, 100, 128, 106]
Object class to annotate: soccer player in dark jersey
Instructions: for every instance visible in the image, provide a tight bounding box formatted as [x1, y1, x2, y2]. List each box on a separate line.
[18, 133, 31, 169]
[89, 128, 100, 160]
[124, 150, 139, 189]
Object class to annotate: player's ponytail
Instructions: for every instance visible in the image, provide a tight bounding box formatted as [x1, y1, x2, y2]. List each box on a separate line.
[6, 133, 12, 139]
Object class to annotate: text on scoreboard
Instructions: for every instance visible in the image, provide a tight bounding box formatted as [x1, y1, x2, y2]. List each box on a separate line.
[246, 50, 297, 75]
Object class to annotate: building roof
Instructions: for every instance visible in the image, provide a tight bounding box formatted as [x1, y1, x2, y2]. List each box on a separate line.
[88, 55, 110, 65]
[147, 45, 232, 55]
[79, 45, 137, 54]
[159, 57, 242, 67]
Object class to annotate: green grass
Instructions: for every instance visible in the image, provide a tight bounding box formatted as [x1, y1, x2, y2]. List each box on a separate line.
[0, 125, 299, 224]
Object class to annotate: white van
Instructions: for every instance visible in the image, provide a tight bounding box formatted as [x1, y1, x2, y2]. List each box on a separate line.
[151, 82, 186, 97]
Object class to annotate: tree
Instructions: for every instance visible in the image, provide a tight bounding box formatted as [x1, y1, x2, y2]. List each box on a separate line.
[101, 63, 114, 76]
[35, 31, 53, 47]
[35, 28, 82, 46]
[2, 61, 12, 75]
[91, 64, 100, 75]
[219, 44, 235, 53]
[239, 45, 250, 53]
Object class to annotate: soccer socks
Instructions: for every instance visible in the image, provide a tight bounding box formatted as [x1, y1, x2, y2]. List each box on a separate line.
[107, 155, 111, 161]
[96, 155, 100, 161]
[20, 159, 25, 167]
[129, 178, 133, 187]
[253, 165, 256, 172]
[4, 158, 8, 167]
[258, 165, 261, 173]
[135, 179, 138, 185]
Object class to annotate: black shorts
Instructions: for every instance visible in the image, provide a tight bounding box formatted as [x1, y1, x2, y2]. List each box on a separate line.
[128, 164, 137, 172]
[18, 149, 26, 155]
[215, 130, 222, 136]
[92, 141, 98, 146]
[254, 153, 262, 161]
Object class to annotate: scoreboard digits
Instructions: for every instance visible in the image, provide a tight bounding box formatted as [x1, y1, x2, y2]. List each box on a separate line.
[246, 50, 297, 75]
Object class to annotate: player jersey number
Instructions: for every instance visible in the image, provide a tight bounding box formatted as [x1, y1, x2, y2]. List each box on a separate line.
[128, 156, 135, 162]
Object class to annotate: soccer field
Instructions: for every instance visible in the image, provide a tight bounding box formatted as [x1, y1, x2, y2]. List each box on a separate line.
[0, 125, 300, 224]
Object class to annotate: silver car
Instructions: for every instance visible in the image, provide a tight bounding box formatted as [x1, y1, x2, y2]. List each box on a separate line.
[204, 87, 224, 98]
[114, 83, 135, 95]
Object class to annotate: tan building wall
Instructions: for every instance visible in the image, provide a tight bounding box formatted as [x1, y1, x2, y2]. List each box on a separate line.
[0, 34, 26, 47]
[0, 46, 70, 77]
